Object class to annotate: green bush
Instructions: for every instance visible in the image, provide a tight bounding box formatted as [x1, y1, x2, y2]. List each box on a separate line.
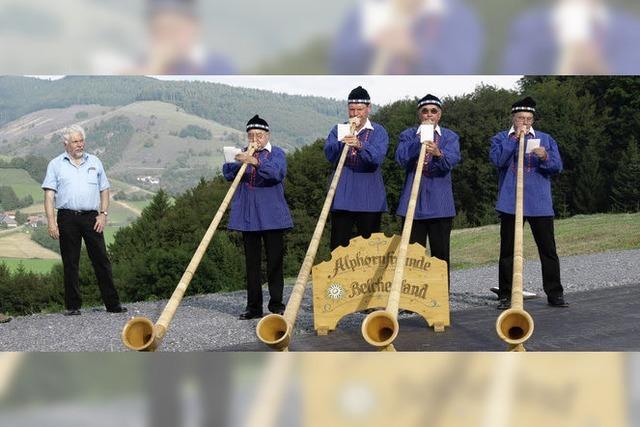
[178, 124, 212, 140]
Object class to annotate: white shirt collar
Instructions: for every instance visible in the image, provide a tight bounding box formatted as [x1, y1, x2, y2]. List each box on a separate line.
[356, 118, 374, 134]
[509, 126, 536, 137]
[416, 124, 442, 135]
[260, 142, 272, 152]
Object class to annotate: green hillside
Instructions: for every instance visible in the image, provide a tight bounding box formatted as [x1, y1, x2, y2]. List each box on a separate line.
[0, 81, 347, 194]
[110, 178, 154, 196]
[0, 102, 245, 194]
[0, 76, 346, 149]
[0, 169, 43, 202]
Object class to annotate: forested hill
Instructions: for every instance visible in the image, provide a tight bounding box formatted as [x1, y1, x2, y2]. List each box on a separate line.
[0, 76, 347, 148]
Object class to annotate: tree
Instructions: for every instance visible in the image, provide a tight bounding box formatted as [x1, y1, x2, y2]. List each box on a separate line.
[0, 186, 20, 210]
[14, 210, 28, 225]
[572, 141, 606, 214]
[611, 138, 640, 212]
[178, 125, 212, 140]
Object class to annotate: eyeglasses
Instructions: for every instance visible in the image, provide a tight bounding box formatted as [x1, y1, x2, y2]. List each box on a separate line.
[420, 108, 440, 114]
[514, 116, 534, 123]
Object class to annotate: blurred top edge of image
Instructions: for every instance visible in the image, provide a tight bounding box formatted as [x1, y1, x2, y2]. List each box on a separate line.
[0, 0, 639, 75]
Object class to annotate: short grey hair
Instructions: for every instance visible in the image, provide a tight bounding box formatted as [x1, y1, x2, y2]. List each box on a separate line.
[62, 124, 86, 143]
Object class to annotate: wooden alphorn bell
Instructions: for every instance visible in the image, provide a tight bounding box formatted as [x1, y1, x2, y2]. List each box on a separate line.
[495, 130, 534, 352]
[361, 121, 432, 351]
[256, 117, 360, 351]
[121, 144, 257, 351]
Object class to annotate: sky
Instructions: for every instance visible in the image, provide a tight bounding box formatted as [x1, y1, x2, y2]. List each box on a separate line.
[153, 75, 523, 106]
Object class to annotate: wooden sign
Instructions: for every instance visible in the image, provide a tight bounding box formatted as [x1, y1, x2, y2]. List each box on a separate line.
[301, 353, 627, 427]
[312, 233, 449, 335]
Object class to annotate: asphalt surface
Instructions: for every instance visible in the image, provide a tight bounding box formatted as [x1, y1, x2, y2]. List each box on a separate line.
[0, 249, 638, 352]
[228, 282, 640, 351]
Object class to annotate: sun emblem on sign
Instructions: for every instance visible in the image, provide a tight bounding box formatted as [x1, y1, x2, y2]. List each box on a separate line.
[327, 283, 345, 300]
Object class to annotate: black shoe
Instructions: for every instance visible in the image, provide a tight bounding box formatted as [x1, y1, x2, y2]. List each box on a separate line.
[548, 297, 569, 307]
[239, 311, 263, 320]
[106, 306, 128, 313]
[64, 309, 81, 316]
[497, 298, 511, 310]
[268, 304, 285, 315]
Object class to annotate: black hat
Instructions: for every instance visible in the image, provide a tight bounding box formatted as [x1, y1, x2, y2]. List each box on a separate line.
[348, 86, 371, 104]
[417, 94, 443, 109]
[246, 114, 269, 132]
[511, 96, 536, 114]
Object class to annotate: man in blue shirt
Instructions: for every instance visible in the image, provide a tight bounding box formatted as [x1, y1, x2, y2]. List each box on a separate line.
[490, 97, 568, 309]
[324, 86, 389, 250]
[223, 115, 293, 320]
[396, 94, 460, 287]
[42, 125, 126, 316]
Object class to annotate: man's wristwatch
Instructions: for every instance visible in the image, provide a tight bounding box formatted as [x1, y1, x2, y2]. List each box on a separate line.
[99, 211, 108, 216]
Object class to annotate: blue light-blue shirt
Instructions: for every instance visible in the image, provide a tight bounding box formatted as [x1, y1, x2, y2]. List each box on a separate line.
[41, 152, 110, 211]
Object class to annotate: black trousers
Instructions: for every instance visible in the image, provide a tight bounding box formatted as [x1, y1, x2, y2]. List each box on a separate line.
[407, 217, 453, 288]
[242, 230, 286, 314]
[330, 210, 382, 250]
[498, 213, 564, 300]
[57, 210, 121, 310]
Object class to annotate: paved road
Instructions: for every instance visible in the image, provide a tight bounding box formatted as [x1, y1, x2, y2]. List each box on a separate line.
[227, 283, 640, 351]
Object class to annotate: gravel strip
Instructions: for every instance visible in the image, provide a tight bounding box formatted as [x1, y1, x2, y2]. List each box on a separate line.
[1, 249, 638, 352]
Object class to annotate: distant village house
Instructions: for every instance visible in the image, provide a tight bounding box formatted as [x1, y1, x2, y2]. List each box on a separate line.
[0, 213, 18, 228]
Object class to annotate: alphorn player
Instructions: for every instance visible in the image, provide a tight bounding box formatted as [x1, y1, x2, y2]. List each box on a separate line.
[324, 86, 389, 250]
[223, 115, 293, 320]
[490, 97, 569, 310]
[395, 94, 460, 287]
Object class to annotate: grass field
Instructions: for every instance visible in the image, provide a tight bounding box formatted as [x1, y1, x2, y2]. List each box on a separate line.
[103, 226, 119, 247]
[0, 231, 60, 259]
[125, 199, 152, 213]
[106, 202, 138, 226]
[15, 203, 45, 214]
[0, 226, 118, 273]
[2, 213, 638, 274]
[110, 178, 154, 196]
[450, 212, 640, 270]
[0, 258, 60, 274]
[0, 169, 44, 202]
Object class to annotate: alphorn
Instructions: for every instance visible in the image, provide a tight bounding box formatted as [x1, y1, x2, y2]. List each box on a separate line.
[361, 123, 431, 351]
[0, 353, 24, 400]
[256, 117, 359, 351]
[369, 1, 413, 74]
[495, 130, 534, 352]
[122, 144, 256, 351]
